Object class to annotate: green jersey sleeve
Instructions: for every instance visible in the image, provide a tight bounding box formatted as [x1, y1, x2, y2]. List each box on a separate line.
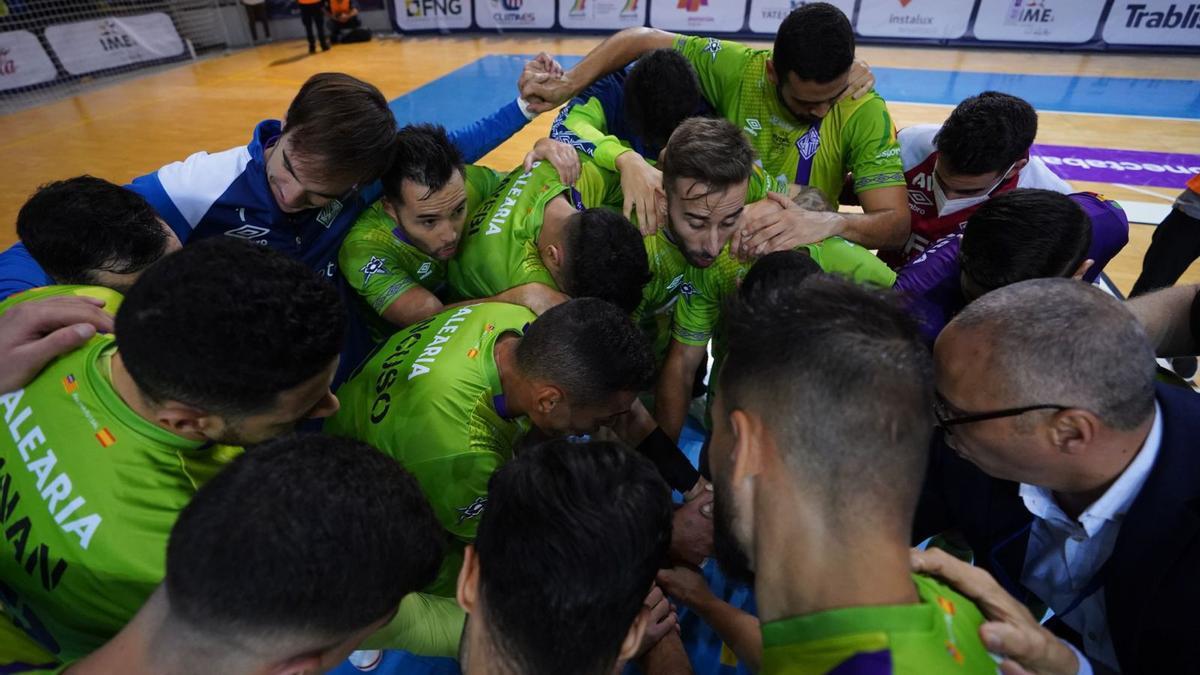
[843, 94, 905, 194]
[575, 159, 625, 211]
[361, 592, 466, 657]
[673, 35, 754, 117]
[804, 237, 897, 287]
[407, 445, 506, 544]
[560, 97, 632, 172]
[338, 206, 423, 315]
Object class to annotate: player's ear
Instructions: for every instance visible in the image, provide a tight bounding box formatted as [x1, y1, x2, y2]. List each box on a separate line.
[543, 242, 564, 274]
[617, 604, 650, 663]
[1072, 259, 1094, 280]
[155, 402, 219, 441]
[729, 409, 766, 483]
[534, 383, 563, 414]
[267, 652, 322, 675]
[1010, 158, 1029, 175]
[457, 545, 480, 613]
[765, 58, 778, 86]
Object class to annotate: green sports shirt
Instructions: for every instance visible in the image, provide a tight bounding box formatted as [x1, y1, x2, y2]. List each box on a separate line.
[325, 302, 535, 595]
[339, 165, 506, 316]
[674, 35, 905, 206]
[761, 574, 998, 674]
[672, 237, 897, 348]
[0, 286, 235, 662]
[446, 160, 624, 301]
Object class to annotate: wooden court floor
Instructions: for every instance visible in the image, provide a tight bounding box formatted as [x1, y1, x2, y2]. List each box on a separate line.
[1, 35, 1198, 293]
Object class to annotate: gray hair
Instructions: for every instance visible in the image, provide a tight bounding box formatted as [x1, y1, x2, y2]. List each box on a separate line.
[950, 278, 1156, 430]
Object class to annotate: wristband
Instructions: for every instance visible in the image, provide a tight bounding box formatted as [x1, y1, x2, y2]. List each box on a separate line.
[516, 97, 537, 121]
[636, 427, 701, 493]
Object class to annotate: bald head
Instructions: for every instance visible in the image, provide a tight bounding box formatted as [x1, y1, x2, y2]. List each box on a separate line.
[943, 278, 1156, 430]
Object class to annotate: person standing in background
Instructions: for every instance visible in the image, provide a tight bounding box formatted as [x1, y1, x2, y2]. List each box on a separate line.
[298, 0, 329, 54]
[242, 0, 270, 42]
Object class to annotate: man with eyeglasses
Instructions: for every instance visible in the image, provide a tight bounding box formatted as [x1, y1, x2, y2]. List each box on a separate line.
[918, 277, 1200, 674]
[878, 91, 1071, 269]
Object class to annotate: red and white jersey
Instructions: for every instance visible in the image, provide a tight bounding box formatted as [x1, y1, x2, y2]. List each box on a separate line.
[880, 124, 1071, 269]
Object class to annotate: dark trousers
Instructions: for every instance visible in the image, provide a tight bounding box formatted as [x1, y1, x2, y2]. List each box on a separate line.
[243, 3, 270, 40]
[328, 15, 361, 43]
[299, 3, 328, 50]
[1131, 207, 1200, 297]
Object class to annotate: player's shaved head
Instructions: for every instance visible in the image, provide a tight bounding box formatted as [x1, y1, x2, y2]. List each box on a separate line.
[559, 208, 650, 314]
[116, 238, 345, 417]
[718, 275, 933, 534]
[960, 188, 1092, 300]
[624, 49, 706, 151]
[936, 91, 1038, 177]
[516, 298, 654, 407]
[161, 433, 444, 669]
[466, 439, 671, 675]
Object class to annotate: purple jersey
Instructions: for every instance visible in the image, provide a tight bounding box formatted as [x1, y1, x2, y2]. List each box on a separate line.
[896, 192, 1129, 344]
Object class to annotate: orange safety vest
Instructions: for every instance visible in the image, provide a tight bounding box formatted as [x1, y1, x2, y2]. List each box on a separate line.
[329, 0, 351, 13]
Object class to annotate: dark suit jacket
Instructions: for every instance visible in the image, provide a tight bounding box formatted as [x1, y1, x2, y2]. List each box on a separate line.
[914, 382, 1200, 674]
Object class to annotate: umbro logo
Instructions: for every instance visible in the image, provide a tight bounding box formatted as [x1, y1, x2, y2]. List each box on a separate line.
[225, 225, 271, 239]
[908, 190, 934, 207]
[417, 261, 434, 279]
[743, 118, 762, 136]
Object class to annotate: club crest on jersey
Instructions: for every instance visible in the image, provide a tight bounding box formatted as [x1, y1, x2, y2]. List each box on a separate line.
[703, 37, 721, 60]
[225, 224, 271, 240]
[360, 256, 389, 283]
[317, 199, 343, 228]
[456, 496, 487, 524]
[796, 126, 820, 161]
[679, 282, 697, 298]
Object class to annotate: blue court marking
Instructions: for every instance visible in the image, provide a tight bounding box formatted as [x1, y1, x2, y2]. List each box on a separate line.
[390, 54, 1200, 125]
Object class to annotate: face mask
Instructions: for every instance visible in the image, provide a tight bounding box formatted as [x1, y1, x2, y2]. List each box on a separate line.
[932, 162, 1015, 217]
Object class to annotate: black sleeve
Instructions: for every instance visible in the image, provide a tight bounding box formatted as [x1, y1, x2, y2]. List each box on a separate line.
[636, 427, 701, 493]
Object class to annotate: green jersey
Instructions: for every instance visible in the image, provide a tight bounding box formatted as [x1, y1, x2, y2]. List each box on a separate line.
[325, 302, 535, 595]
[0, 287, 233, 661]
[760, 574, 997, 674]
[674, 35, 905, 205]
[339, 165, 506, 316]
[634, 165, 775, 364]
[446, 160, 624, 301]
[672, 237, 897, 349]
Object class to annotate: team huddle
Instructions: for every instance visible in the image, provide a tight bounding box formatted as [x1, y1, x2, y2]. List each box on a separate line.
[2, 3, 1198, 675]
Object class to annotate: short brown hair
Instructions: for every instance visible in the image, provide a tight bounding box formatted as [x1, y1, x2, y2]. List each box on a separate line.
[284, 72, 396, 187]
[660, 117, 754, 199]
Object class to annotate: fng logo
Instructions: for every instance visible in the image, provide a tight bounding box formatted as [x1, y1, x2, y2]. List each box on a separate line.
[406, 0, 462, 17]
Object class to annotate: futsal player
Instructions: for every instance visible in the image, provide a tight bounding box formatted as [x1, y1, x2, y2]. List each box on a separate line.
[523, 3, 909, 252]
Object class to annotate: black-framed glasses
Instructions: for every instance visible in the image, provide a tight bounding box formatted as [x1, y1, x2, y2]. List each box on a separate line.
[933, 391, 1068, 435]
